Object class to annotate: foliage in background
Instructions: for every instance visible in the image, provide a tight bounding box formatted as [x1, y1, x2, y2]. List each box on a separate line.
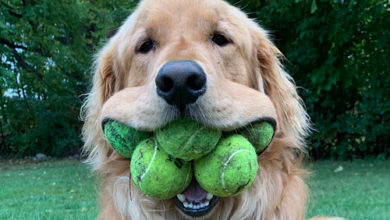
[1, 0, 389, 159]
[0, 0, 137, 157]
[229, 0, 390, 159]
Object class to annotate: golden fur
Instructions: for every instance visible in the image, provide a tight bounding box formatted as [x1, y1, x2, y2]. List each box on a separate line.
[81, 0, 337, 219]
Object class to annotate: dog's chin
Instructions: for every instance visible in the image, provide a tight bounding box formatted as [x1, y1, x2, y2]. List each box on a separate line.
[173, 178, 220, 217]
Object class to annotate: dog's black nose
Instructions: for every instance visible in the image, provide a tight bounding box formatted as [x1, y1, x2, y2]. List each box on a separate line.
[156, 60, 207, 107]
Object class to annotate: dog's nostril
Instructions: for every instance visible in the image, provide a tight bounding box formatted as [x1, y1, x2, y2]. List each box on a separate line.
[187, 74, 206, 91]
[158, 76, 174, 92]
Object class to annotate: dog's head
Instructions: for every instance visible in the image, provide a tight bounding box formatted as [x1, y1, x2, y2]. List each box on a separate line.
[82, 0, 309, 218]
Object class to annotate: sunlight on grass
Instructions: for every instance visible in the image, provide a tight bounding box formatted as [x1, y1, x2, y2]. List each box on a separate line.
[0, 159, 389, 219]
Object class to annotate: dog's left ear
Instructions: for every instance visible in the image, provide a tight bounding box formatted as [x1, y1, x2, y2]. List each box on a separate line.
[250, 26, 309, 144]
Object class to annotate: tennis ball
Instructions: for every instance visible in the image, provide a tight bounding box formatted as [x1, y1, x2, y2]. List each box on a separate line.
[103, 120, 150, 158]
[194, 134, 258, 197]
[240, 121, 275, 153]
[131, 138, 192, 199]
[156, 118, 222, 161]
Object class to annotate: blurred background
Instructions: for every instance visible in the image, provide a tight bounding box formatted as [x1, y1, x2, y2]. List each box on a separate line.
[0, 0, 389, 219]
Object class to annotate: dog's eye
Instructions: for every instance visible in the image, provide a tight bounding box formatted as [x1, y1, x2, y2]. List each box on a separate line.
[137, 40, 156, 54]
[211, 33, 230, 46]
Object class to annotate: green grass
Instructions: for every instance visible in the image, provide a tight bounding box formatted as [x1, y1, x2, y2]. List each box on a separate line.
[0, 159, 97, 220]
[0, 159, 389, 219]
[306, 160, 390, 219]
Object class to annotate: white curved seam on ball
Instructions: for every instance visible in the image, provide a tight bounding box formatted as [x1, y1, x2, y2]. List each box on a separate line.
[183, 167, 191, 188]
[183, 126, 206, 149]
[140, 138, 158, 184]
[221, 149, 251, 192]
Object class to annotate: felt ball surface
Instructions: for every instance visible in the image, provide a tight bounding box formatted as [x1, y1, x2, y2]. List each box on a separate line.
[240, 121, 275, 153]
[156, 118, 222, 161]
[131, 138, 193, 199]
[103, 120, 150, 158]
[194, 134, 258, 197]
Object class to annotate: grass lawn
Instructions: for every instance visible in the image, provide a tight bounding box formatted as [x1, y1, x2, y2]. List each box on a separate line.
[306, 160, 390, 219]
[0, 159, 97, 220]
[0, 159, 389, 219]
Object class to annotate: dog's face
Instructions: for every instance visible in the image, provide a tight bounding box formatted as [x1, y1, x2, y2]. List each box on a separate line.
[84, 0, 309, 219]
[100, 0, 277, 132]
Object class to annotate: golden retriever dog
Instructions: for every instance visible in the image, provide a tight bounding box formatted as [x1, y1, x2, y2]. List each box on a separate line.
[82, 0, 339, 219]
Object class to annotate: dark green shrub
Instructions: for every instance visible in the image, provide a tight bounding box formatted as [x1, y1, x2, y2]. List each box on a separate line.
[229, 0, 389, 159]
[0, 0, 137, 157]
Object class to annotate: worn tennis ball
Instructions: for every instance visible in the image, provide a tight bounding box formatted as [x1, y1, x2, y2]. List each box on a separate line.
[194, 134, 258, 197]
[240, 121, 275, 153]
[131, 138, 193, 199]
[103, 120, 150, 158]
[156, 118, 222, 161]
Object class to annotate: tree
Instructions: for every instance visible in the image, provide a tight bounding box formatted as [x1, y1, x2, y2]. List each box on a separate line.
[229, 0, 390, 159]
[0, 0, 137, 157]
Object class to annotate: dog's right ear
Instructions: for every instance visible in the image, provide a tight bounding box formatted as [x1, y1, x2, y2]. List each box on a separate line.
[80, 43, 119, 169]
[81, 10, 141, 169]
[94, 45, 118, 105]
[93, 27, 121, 104]
[93, 9, 141, 105]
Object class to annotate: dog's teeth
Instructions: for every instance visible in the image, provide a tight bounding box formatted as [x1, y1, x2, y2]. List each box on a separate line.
[199, 203, 205, 208]
[204, 201, 209, 207]
[206, 193, 213, 200]
[188, 203, 194, 209]
[177, 194, 185, 202]
[183, 202, 189, 208]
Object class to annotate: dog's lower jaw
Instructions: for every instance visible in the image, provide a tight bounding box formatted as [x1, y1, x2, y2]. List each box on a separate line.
[173, 196, 219, 218]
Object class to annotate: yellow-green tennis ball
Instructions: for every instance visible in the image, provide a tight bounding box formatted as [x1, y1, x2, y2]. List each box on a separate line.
[156, 118, 222, 161]
[131, 138, 192, 199]
[194, 134, 258, 197]
[240, 121, 275, 153]
[103, 120, 150, 158]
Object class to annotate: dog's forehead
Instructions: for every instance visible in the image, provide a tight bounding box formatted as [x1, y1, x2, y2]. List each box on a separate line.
[137, 0, 228, 31]
[139, 0, 226, 14]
